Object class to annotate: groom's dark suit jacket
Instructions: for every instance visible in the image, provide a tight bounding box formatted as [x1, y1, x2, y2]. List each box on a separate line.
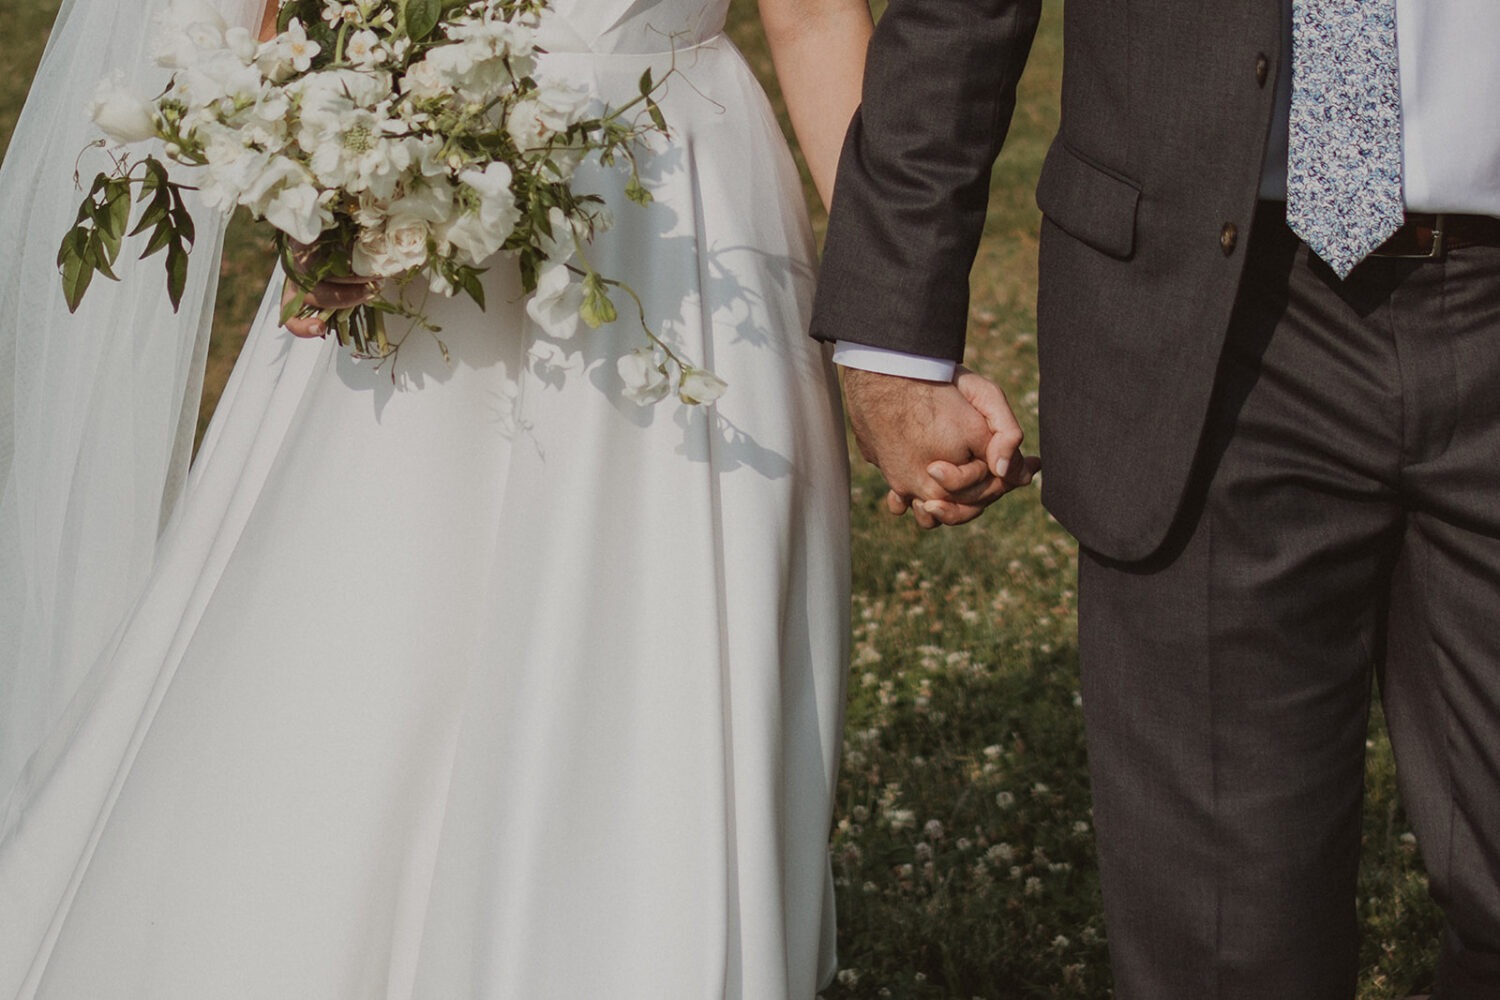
[812, 0, 1285, 562]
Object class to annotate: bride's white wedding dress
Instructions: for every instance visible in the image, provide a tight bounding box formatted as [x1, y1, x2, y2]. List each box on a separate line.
[0, 1, 850, 996]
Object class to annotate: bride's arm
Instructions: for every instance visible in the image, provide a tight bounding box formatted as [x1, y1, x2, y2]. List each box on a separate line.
[259, 1, 279, 42]
[758, 0, 873, 209]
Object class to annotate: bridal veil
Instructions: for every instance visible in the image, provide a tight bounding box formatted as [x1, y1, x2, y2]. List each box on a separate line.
[0, 0, 265, 804]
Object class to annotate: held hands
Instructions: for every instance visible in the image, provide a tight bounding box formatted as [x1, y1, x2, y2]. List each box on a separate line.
[842, 366, 1040, 529]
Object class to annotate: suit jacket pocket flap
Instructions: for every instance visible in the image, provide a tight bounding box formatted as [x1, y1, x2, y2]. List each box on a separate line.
[1036, 140, 1140, 259]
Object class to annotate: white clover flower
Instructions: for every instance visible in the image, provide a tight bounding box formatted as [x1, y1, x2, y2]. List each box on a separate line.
[678, 367, 727, 405]
[525, 262, 584, 339]
[89, 77, 157, 144]
[618, 347, 671, 405]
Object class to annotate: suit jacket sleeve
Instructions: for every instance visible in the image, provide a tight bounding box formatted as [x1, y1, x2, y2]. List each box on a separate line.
[810, 0, 1044, 361]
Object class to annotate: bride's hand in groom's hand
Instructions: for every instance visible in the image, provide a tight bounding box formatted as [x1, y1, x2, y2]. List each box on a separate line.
[919, 366, 1041, 521]
[842, 366, 1021, 529]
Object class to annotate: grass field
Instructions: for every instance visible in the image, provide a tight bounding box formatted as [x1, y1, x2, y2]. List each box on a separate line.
[0, 0, 1443, 995]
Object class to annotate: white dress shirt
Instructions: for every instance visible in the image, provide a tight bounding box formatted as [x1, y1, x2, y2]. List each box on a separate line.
[837, 0, 1500, 381]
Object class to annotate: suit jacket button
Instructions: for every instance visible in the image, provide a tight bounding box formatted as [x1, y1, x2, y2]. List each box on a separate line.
[1221, 222, 1239, 255]
[1255, 53, 1270, 87]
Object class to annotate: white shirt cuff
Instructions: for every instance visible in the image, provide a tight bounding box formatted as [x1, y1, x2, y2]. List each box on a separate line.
[831, 342, 958, 383]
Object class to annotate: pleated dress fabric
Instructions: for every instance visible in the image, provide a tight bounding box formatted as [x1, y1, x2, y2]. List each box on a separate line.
[0, 2, 851, 996]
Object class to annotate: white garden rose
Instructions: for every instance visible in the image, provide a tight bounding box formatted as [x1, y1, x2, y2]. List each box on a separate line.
[89, 79, 157, 144]
[618, 347, 671, 405]
[352, 218, 425, 277]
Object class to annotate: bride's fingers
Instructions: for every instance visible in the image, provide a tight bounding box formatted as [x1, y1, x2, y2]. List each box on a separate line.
[284, 313, 328, 338]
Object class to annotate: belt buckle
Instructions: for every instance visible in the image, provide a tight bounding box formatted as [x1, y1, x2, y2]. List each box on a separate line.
[1375, 213, 1447, 259]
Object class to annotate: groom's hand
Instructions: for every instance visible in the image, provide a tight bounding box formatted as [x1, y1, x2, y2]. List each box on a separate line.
[842, 366, 1039, 528]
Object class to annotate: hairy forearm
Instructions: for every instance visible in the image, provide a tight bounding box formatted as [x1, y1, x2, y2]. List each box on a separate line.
[760, 0, 873, 210]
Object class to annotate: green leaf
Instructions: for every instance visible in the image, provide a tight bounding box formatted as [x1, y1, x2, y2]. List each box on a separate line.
[58, 230, 95, 313]
[141, 221, 175, 259]
[165, 243, 189, 311]
[129, 198, 169, 239]
[279, 286, 309, 326]
[639, 68, 654, 96]
[406, 0, 442, 40]
[458, 268, 485, 310]
[85, 231, 120, 281]
[647, 98, 667, 133]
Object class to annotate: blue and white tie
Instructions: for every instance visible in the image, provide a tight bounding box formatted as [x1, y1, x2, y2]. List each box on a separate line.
[1285, 0, 1405, 279]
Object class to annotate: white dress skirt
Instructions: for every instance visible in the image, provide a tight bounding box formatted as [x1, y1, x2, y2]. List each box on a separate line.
[0, 3, 851, 997]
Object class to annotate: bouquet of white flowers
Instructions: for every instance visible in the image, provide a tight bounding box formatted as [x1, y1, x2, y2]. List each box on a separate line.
[62, 0, 726, 404]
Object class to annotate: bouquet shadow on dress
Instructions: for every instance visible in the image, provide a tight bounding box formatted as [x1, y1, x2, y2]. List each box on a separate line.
[60, 0, 726, 405]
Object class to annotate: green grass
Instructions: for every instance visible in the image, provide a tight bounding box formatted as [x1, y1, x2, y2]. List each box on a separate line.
[0, 1, 1442, 996]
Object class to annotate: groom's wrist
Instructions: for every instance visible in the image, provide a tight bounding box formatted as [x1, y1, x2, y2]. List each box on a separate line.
[832, 342, 958, 383]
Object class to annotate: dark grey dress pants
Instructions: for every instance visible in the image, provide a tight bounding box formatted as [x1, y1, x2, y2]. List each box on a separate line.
[1077, 206, 1500, 1000]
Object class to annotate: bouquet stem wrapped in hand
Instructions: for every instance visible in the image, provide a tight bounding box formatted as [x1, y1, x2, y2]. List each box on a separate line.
[61, 0, 726, 405]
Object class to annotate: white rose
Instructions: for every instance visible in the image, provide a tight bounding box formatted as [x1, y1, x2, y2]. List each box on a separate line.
[678, 367, 728, 405]
[89, 79, 157, 144]
[385, 215, 431, 271]
[525, 262, 584, 340]
[617, 347, 671, 405]
[399, 58, 447, 100]
[353, 220, 425, 279]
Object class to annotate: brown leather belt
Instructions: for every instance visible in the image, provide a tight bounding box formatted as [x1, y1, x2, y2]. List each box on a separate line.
[1368, 213, 1500, 259]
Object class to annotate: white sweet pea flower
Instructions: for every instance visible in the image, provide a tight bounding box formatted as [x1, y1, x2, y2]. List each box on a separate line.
[617, 347, 671, 405]
[678, 367, 728, 405]
[525, 262, 584, 339]
[89, 77, 157, 144]
[438, 162, 519, 261]
[532, 77, 592, 132]
[264, 184, 332, 244]
[240, 155, 329, 242]
[223, 26, 259, 65]
[388, 178, 456, 224]
[152, 0, 229, 69]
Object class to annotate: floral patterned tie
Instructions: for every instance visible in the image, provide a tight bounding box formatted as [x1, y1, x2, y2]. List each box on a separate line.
[1285, 0, 1404, 279]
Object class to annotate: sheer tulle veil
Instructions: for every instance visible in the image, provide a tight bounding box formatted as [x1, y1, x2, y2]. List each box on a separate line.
[0, 0, 265, 805]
